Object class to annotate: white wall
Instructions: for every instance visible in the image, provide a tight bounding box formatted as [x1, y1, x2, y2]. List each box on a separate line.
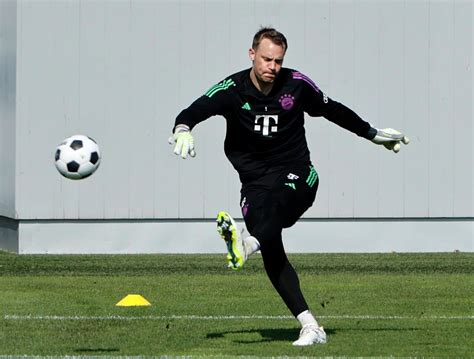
[11, 0, 472, 221]
[0, 0, 472, 253]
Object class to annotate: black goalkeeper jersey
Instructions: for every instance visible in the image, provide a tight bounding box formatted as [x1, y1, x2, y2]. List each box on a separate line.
[175, 68, 374, 184]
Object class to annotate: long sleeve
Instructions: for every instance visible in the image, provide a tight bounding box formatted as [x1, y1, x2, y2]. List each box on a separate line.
[319, 99, 375, 139]
[300, 77, 375, 139]
[174, 79, 234, 131]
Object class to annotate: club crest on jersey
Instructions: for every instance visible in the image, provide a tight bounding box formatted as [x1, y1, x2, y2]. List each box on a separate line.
[254, 115, 278, 136]
[279, 94, 295, 110]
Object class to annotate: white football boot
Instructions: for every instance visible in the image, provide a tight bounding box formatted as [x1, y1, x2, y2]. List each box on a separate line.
[216, 211, 247, 270]
[292, 324, 327, 346]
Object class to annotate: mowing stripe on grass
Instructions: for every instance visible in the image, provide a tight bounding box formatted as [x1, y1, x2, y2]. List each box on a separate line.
[3, 314, 472, 321]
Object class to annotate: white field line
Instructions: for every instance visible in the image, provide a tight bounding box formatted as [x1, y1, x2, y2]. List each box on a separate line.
[3, 314, 473, 321]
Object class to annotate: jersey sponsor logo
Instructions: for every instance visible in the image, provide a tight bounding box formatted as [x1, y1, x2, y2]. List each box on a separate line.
[205, 79, 236, 98]
[287, 173, 299, 180]
[254, 115, 278, 136]
[279, 94, 295, 110]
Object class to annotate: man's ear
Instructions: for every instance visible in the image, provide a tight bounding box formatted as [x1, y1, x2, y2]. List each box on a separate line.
[248, 48, 255, 61]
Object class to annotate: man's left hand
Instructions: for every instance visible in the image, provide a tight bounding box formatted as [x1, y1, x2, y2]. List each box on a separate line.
[371, 128, 410, 153]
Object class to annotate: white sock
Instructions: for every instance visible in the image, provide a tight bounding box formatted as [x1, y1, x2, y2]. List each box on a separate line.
[243, 236, 260, 257]
[296, 310, 318, 327]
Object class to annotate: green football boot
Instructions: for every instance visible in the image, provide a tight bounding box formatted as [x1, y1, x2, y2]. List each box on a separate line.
[216, 211, 246, 270]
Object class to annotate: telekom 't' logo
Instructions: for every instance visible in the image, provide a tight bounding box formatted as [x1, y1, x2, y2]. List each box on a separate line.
[254, 115, 278, 136]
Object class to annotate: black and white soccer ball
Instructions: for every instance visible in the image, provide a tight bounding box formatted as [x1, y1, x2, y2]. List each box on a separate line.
[54, 135, 101, 180]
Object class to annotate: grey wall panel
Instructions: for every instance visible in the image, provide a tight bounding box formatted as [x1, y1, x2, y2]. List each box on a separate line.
[278, 0, 305, 64]
[10, 0, 473, 221]
[300, 0, 331, 219]
[453, 1, 473, 217]
[74, 0, 108, 219]
[206, 0, 264, 218]
[17, 1, 79, 219]
[351, 1, 379, 218]
[201, 0, 238, 218]
[177, 1, 207, 218]
[0, 0, 16, 218]
[154, 2, 181, 219]
[128, 1, 158, 218]
[255, 0, 282, 29]
[102, 1, 134, 219]
[228, 1, 258, 71]
[429, 2, 455, 217]
[470, 0, 474, 219]
[404, 1, 430, 217]
[377, 2, 406, 218]
[49, 1, 83, 220]
[327, 1, 357, 218]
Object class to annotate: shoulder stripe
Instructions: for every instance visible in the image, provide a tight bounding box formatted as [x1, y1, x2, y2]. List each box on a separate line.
[292, 71, 321, 93]
[205, 79, 236, 98]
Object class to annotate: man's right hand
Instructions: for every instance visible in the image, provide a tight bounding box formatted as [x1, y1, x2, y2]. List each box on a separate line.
[168, 124, 196, 159]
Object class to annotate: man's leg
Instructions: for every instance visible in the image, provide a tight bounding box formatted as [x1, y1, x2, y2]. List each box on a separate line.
[243, 165, 326, 345]
[250, 206, 309, 316]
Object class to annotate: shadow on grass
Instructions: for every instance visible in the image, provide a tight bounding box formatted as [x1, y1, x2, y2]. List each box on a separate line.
[207, 328, 337, 344]
[74, 348, 120, 353]
[207, 325, 421, 344]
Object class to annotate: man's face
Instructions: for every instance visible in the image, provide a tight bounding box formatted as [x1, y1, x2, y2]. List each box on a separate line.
[249, 38, 286, 83]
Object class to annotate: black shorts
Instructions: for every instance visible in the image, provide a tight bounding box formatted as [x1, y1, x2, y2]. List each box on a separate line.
[240, 164, 319, 233]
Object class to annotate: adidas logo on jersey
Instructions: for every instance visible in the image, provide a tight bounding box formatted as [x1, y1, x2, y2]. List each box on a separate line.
[242, 102, 251, 110]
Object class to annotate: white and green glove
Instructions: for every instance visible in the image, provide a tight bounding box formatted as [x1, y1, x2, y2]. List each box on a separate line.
[168, 124, 196, 159]
[371, 128, 410, 153]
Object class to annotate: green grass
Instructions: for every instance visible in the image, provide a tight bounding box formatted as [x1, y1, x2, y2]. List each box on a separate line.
[0, 251, 472, 358]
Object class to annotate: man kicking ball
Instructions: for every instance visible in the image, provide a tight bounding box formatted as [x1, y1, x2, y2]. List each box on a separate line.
[170, 27, 409, 346]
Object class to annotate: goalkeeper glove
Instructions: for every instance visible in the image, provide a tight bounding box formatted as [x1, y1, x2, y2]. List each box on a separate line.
[168, 124, 196, 159]
[370, 128, 410, 153]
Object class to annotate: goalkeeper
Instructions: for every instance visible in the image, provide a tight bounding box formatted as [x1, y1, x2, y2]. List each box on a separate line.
[169, 27, 409, 346]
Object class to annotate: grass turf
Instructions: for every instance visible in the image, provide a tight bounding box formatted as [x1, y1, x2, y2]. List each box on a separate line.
[0, 251, 472, 357]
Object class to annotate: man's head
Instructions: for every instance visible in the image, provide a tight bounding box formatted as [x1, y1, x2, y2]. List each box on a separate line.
[249, 28, 287, 86]
[251, 27, 288, 52]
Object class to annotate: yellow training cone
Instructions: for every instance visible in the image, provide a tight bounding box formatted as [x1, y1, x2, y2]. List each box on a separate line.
[116, 294, 151, 307]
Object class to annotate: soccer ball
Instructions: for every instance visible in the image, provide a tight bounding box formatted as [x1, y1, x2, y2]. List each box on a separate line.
[54, 135, 101, 180]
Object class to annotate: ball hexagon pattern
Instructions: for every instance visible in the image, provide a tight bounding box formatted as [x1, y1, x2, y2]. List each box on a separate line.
[54, 135, 101, 180]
